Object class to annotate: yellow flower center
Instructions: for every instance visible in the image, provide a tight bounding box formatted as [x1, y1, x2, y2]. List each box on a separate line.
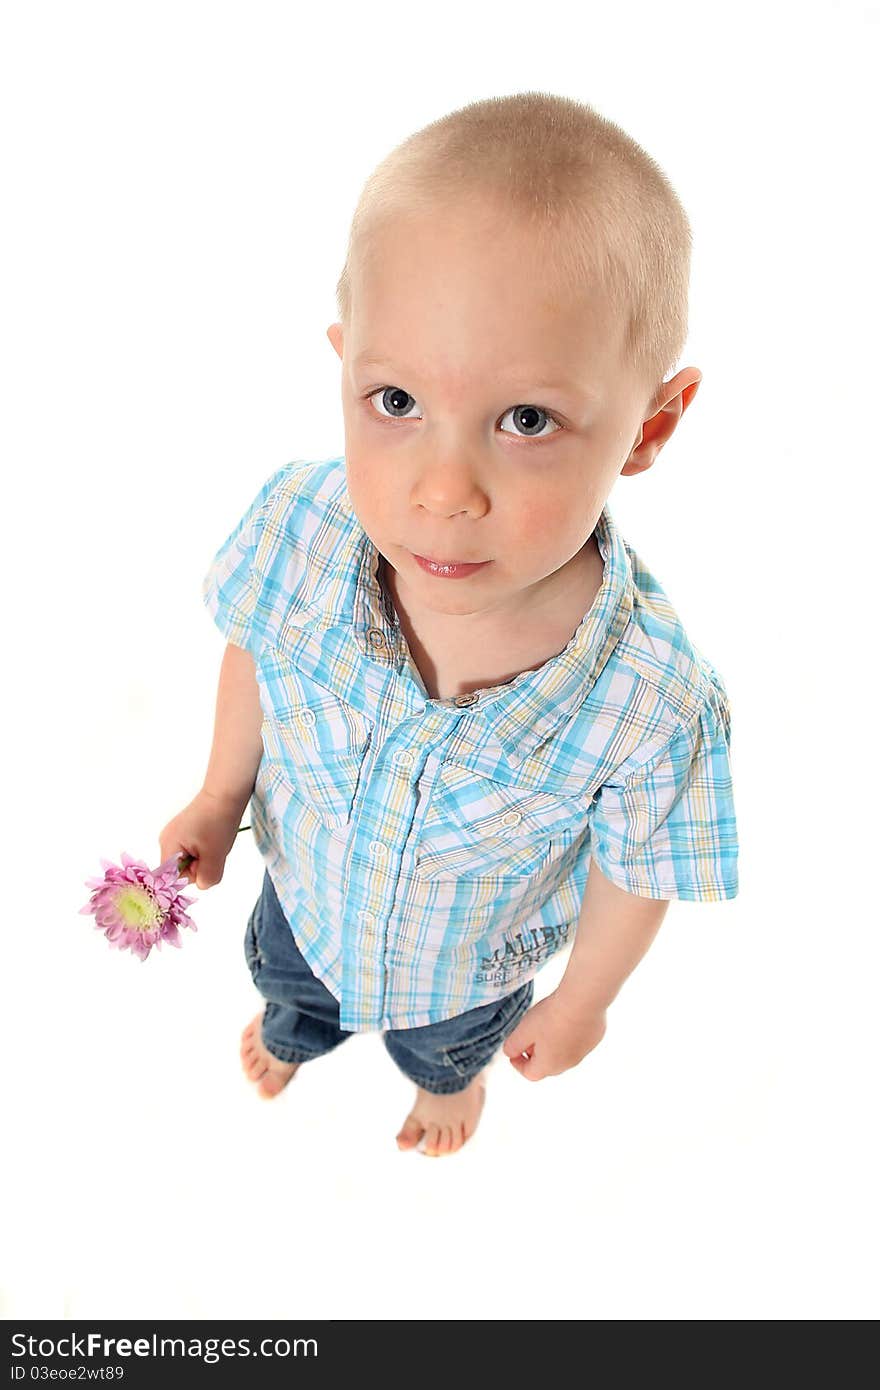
[115, 885, 163, 933]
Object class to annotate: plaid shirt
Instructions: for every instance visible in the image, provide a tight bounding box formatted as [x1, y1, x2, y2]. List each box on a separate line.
[202, 456, 739, 1031]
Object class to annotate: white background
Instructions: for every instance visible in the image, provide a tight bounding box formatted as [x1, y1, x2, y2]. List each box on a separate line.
[2, 0, 878, 1322]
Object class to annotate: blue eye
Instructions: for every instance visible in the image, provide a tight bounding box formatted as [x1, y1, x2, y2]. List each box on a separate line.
[498, 404, 561, 439]
[367, 386, 423, 421]
[364, 387, 562, 437]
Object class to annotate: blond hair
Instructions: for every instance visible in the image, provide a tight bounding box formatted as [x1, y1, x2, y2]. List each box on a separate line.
[335, 91, 693, 410]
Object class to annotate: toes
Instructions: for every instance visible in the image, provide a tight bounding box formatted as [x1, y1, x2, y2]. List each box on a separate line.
[240, 1039, 267, 1079]
[257, 1072, 286, 1098]
[435, 1125, 454, 1155]
[240, 1039, 264, 1074]
[399, 1076, 487, 1156]
[396, 1116, 424, 1151]
[240, 1015, 297, 1096]
[240, 1019, 264, 1064]
[241, 1015, 262, 1046]
[257, 1059, 297, 1098]
[435, 1123, 467, 1155]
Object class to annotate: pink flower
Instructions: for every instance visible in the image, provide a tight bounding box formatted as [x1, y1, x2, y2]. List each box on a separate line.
[79, 851, 198, 961]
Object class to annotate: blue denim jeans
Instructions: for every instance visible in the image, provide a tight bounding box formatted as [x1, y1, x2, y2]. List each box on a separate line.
[244, 869, 534, 1094]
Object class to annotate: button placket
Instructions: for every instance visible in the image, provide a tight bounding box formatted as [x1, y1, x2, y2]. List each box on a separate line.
[356, 908, 383, 949]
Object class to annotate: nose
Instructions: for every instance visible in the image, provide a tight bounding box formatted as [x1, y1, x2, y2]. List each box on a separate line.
[410, 452, 489, 519]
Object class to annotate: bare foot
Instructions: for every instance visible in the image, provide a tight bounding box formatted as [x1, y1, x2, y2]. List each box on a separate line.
[396, 1071, 487, 1157]
[240, 1013, 300, 1099]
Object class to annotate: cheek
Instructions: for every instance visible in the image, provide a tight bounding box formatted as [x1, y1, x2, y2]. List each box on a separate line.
[506, 484, 595, 554]
[344, 454, 380, 512]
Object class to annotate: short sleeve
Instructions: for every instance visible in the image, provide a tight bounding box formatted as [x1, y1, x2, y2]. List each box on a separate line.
[200, 464, 293, 659]
[588, 674, 739, 902]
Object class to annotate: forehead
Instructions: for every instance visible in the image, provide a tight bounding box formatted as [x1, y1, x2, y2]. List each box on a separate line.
[356, 198, 591, 301]
[348, 206, 623, 394]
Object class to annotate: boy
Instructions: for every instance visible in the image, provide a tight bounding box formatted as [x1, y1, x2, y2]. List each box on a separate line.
[159, 92, 738, 1158]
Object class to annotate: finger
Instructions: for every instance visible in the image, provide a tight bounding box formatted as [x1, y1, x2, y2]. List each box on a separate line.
[195, 861, 224, 889]
[510, 1056, 545, 1080]
[519, 1053, 548, 1081]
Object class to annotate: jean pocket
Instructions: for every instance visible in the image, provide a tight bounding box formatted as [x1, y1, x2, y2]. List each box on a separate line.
[442, 984, 533, 1079]
[415, 762, 578, 881]
[244, 905, 263, 981]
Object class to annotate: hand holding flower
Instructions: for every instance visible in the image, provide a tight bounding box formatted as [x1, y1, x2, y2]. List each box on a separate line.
[80, 789, 252, 961]
[158, 787, 250, 890]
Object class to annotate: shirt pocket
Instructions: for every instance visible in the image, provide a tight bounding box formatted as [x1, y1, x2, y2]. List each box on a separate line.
[259, 671, 372, 831]
[415, 761, 579, 881]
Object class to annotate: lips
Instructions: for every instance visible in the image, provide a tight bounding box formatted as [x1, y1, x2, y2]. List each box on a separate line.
[411, 552, 492, 579]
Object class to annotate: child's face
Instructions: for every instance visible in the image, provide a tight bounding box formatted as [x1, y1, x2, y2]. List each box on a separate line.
[328, 197, 698, 627]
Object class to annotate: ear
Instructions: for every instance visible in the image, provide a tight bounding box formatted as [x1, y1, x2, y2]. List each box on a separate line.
[326, 322, 344, 360]
[620, 368, 702, 477]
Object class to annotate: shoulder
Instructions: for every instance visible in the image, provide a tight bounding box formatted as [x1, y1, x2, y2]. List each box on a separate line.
[257, 455, 348, 530]
[246, 454, 368, 632]
[585, 532, 734, 784]
[253, 454, 353, 567]
[612, 536, 729, 721]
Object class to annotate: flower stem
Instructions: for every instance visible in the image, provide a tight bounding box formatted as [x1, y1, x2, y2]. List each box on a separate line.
[176, 824, 251, 875]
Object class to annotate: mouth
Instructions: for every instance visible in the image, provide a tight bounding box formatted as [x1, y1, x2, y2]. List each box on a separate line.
[411, 552, 492, 579]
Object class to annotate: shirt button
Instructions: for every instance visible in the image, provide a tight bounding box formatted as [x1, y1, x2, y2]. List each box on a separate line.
[453, 692, 480, 707]
[357, 910, 376, 928]
[501, 810, 523, 828]
[298, 708, 316, 726]
[394, 749, 415, 766]
[369, 841, 388, 860]
[367, 627, 387, 649]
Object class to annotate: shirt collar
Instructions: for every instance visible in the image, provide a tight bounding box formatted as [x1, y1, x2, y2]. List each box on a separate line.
[279, 462, 634, 767]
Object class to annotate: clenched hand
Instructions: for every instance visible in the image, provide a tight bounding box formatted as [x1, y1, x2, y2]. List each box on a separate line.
[502, 991, 607, 1081]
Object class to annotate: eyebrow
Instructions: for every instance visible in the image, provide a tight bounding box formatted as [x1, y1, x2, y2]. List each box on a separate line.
[351, 352, 600, 405]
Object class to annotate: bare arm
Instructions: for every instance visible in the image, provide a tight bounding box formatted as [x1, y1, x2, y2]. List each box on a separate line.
[555, 854, 669, 1014]
[201, 641, 265, 819]
[503, 855, 669, 1080]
